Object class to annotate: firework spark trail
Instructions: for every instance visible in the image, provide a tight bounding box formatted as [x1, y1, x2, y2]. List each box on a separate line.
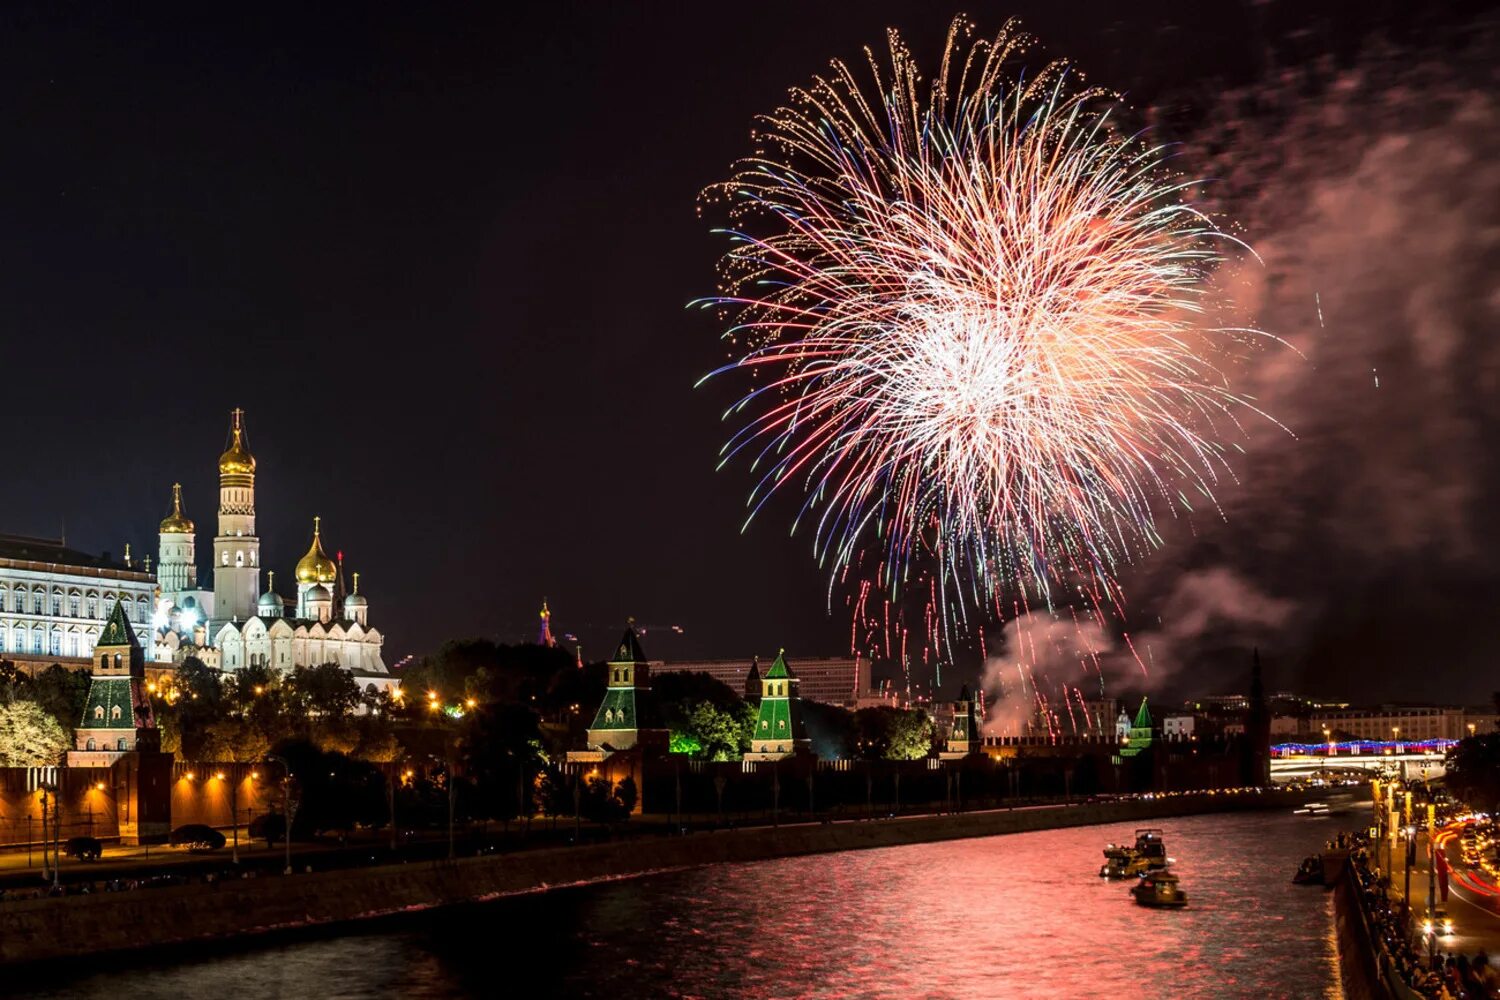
[699, 17, 1271, 642]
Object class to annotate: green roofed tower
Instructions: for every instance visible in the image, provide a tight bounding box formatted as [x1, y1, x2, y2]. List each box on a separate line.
[744, 650, 810, 761]
[71, 598, 159, 762]
[1120, 696, 1153, 758]
[939, 684, 983, 758]
[585, 624, 667, 752]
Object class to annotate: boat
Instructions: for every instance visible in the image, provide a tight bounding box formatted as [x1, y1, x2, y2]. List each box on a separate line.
[1292, 856, 1325, 885]
[1101, 828, 1170, 877]
[1131, 871, 1188, 908]
[1100, 853, 1153, 879]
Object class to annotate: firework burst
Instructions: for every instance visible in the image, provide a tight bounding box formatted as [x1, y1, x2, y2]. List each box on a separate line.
[699, 17, 1268, 625]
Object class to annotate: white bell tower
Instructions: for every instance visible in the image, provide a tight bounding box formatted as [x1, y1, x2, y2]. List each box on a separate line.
[212, 409, 261, 626]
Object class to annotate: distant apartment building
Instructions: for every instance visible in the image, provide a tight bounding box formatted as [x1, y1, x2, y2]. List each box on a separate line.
[653, 655, 871, 708]
[1162, 715, 1196, 738]
[1298, 705, 1489, 742]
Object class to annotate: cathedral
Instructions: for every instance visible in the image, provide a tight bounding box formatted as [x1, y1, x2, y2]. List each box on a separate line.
[151, 410, 392, 689]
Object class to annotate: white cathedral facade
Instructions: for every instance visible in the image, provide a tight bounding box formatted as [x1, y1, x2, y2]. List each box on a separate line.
[152, 410, 391, 687]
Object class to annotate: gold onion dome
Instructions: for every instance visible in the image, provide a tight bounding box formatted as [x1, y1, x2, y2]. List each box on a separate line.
[295, 516, 338, 585]
[159, 483, 195, 534]
[218, 409, 256, 476]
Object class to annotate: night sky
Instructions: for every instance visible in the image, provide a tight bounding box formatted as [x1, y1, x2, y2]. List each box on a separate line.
[2, 2, 1495, 703]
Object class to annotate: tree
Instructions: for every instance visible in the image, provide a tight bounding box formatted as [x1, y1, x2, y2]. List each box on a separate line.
[460, 703, 544, 825]
[579, 776, 629, 826]
[654, 671, 753, 761]
[1446, 733, 1500, 812]
[286, 663, 362, 718]
[273, 738, 387, 837]
[680, 700, 753, 761]
[29, 664, 89, 731]
[854, 706, 933, 760]
[803, 701, 855, 759]
[198, 718, 273, 764]
[0, 699, 71, 766]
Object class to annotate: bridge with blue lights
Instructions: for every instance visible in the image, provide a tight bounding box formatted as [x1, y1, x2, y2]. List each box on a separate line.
[1269, 738, 1455, 783]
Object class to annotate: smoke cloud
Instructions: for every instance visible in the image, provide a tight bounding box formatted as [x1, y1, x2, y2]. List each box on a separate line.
[1112, 24, 1500, 702]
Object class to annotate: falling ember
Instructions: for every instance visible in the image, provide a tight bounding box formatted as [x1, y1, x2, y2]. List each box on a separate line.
[697, 16, 1274, 627]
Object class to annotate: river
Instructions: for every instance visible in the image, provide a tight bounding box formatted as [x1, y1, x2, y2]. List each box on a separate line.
[29, 810, 1345, 999]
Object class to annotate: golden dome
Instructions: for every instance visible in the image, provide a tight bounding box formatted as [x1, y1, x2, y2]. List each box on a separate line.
[218, 408, 256, 476]
[295, 516, 338, 585]
[159, 483, 195, 534]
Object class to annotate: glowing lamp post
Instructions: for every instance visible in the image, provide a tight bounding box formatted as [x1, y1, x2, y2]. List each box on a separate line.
[214, 772, 241, 864]
[265, 754, 293, 875]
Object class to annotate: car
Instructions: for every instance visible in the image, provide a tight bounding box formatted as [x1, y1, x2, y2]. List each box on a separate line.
[65, 836, 103, 862]
[1422, 908, 1456, 938]
[169, 824, 227, 852]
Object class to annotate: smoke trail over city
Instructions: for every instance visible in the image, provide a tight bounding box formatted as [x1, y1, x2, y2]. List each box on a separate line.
[1116, 20, 1500, 700]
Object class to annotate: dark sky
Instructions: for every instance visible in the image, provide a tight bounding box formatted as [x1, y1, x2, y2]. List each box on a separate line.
[1, 2, 1493, 702]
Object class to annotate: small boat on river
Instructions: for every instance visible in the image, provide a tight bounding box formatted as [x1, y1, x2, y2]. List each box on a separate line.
[1100, 828, 1171, 877]
[1292, 856, 1325, 885]
[1131, 871, 1188, 908]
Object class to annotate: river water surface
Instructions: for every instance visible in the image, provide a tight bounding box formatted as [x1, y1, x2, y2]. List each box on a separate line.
[32, 810, 1345, 999]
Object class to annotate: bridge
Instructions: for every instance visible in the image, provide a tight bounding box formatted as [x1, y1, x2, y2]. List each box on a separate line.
[1269, 738, 1454, 783]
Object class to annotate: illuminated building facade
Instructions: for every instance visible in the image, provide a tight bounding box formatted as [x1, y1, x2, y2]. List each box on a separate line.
[0, 533, 154, 666]
[153, 411, 391, 688]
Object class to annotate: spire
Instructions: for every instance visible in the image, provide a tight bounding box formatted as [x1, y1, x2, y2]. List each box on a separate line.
[538, 599, 555, 647]
[159, 482, 195, 534]
[352, 572, 359, 594]
[218, 408, 256, 476]
[124, 543, 132, 569]
[610, 623, 647, 664]
[763, 648, 794, 679]
[98, 598, 141, 649]
[1132, 696, 1152, 729]
[295, 516, 337, 584]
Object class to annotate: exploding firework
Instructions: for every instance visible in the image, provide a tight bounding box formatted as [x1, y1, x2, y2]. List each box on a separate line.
[699, 17, 1268, 627]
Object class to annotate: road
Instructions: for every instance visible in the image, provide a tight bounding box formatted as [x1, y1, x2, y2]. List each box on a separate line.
[1387, 821, 1500, 958]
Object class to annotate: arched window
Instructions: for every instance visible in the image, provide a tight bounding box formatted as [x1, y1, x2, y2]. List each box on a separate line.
[114, 653, 122, 670]
[235, 551, 244, 567]
[68, 595, 80, 618]
[51, 593, 61, 616]
[86, 739, 96, 751]
[49, 630, 60, 655]
[222, 552, 229, 566]
[86, 595, 97, 618]
[117, 738, 126, 751]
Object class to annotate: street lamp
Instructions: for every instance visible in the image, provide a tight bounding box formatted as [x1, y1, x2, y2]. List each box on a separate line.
[264, 754, 293, 875]
[1468, 723, 1477, 738]
[214, 771, 240, 863]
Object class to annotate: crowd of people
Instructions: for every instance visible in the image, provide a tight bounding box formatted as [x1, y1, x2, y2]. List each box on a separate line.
[1348, 836, 1500, 999]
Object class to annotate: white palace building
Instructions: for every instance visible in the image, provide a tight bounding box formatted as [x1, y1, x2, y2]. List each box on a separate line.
[0, 410, 394, 694]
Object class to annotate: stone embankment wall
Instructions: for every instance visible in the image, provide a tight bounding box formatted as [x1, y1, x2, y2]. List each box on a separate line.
[0, 790, 1306, 967]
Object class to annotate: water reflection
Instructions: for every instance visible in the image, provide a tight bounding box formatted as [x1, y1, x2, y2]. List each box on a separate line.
[31, 811, 1343, 999]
